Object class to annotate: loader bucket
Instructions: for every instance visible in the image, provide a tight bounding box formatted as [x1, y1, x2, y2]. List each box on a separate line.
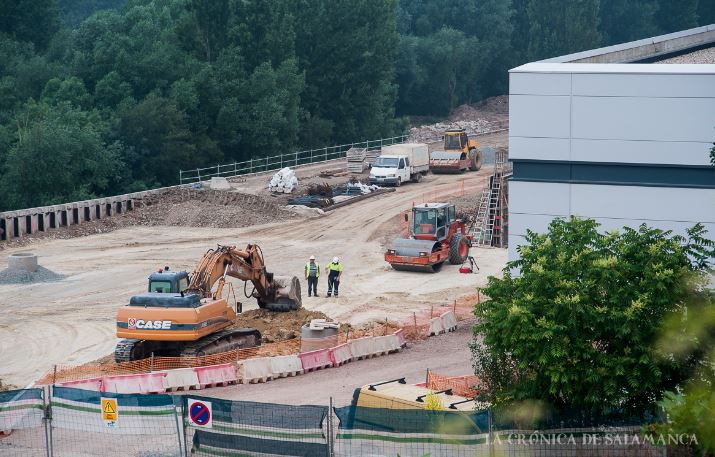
[263, 275, 302, 312]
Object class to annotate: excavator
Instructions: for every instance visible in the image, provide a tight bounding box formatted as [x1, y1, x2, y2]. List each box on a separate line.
[114, 244, 301, 362]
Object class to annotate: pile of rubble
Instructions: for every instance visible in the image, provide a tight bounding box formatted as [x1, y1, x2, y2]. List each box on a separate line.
[409, 119, 492, 143]
[408, 95, 509, 143]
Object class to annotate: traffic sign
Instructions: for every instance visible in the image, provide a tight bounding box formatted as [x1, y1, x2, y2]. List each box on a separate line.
[188, 399, 212, 428]
[101, 397, 118, 428]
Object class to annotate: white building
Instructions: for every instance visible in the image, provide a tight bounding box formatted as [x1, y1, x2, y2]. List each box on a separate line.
[508, 25, 715, 260]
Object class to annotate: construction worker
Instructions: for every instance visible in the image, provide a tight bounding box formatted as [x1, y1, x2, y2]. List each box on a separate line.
[305, 255, 320, 297]
[325, 257, 343, 297]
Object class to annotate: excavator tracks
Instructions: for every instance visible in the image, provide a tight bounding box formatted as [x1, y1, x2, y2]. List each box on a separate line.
[114, 328, 262, 363]
[179, 328, 262, 358]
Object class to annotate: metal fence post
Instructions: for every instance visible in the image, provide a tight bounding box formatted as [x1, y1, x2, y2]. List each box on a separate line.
[488, 408, 494, 457]
[173, 399, 185, 457]
[43, 386, 52, 457]
[328, 397, 334, 457]
[182, 399, 189, 457]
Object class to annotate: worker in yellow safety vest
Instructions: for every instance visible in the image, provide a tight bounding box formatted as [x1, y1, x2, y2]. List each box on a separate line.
[325, 257, 343, 297]
[305, 255, 320, 297]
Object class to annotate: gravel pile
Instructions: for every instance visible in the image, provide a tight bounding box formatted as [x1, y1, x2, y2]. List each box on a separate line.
[409, 119, 493, 143]
[408, 95, 509, 143]
[0, 266, 64, 284]
[655, 47, 715, 64]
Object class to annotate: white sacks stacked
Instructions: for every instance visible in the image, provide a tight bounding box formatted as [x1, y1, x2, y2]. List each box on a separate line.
[268, 167, 299, 193]
[347, 182, 381, 194]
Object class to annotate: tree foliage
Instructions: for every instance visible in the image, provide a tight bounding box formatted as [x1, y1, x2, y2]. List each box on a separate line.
[472, 217, 715, 414]
[1, 0, 714, 210]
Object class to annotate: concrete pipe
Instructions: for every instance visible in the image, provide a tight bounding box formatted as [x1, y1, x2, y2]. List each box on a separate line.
[8, 252, 38, 272]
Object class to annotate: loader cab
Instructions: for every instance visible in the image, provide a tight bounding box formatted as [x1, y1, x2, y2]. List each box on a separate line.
[148, 270, 190, 294]
[444, 129, 468, 153]
[412, 203, 456, 241]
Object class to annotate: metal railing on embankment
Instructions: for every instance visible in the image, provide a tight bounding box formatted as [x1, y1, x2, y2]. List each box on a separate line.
[178, 135, 409, 185]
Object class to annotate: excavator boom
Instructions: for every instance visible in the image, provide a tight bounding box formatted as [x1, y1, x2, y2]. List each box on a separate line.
[188, 244, 302, 311]
[114, 243, 301, 362]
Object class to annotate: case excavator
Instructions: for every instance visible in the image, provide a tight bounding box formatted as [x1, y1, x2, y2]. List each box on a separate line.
[114, 244, 301, 362]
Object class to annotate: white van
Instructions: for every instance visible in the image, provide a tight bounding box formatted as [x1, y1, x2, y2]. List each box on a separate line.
[369, 143, 429, 186]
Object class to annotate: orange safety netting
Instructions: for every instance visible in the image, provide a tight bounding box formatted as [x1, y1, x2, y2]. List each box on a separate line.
[35, 323, 405, 386]
[427, 370, 483, 398]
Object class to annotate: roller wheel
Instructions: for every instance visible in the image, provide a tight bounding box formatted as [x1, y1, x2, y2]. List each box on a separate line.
[449, 233, 469, 264]
[469, 149, 482, 171]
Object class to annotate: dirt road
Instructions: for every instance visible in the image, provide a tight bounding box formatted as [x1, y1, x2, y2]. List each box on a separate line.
[208, 320, 476, 406]
[0, 167, 506, 386]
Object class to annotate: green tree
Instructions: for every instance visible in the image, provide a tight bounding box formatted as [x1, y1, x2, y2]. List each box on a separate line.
[657, 294, 715, 454]
[599, 0, 658, 45]
[0, 101, 121, 210]
[699, 0, 715, 26]
[654, 0, 698, 34]
[472, 217, 714, 414]
[295, 0, 402, 142]
[115, 94, 205, 187]
[0, 0, 61, 50]
[527, 0, 602, 61]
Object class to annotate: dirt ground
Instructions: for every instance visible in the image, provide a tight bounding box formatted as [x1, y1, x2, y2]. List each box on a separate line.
[208, 319, 477, 406]
[0, 156, 507, 386]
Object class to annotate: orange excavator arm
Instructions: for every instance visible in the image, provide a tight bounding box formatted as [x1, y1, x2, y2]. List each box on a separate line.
[187, 244, 302, 311]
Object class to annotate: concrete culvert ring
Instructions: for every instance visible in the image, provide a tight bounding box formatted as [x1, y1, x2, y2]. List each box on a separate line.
[8, 252, 38, 272]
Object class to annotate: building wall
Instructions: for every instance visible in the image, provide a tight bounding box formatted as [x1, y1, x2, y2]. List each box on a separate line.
[508, 63, 715, 260]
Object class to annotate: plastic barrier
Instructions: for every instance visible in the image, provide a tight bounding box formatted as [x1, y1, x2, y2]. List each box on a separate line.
[372, 334, 401, 354]
[394, 329, 408, 348]
[161, 368, 200, 392]
[57, 377, 103, 392]
[298, 348, 333, 372]
[328, 343, 353, 367]
[428, 316, 445, 336]
[102, 372, 167, 394]
[194, 363, 238, 388]
[237, 357, 273, 384]
[440, 311, 458, 332]
[349, 337, 378, 360]
[270, 355, 303, 378]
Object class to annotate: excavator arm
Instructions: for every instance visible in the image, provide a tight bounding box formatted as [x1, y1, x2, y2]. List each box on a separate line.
[187, 244, 302, 311]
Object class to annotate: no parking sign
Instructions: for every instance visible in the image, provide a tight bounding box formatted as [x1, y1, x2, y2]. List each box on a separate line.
[187, 399, 212, 429]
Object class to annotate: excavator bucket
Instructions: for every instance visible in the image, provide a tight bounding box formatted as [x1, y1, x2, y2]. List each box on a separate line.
[261, 275, 302, 312]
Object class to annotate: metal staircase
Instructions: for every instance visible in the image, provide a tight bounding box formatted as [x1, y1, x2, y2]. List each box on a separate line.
[470, 149, 508, 247]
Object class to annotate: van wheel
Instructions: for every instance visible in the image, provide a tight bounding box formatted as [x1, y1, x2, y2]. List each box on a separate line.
[395, 177, 401, 187]
[411, 173, 422, 183]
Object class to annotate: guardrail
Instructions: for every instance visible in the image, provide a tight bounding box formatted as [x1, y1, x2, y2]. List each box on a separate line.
[178, 135, 409, 185]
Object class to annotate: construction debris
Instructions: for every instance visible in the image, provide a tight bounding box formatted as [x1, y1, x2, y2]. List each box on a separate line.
[307, 183, 334, 198]
[230, 308, 333, 344]
[0, 265, 64, 284]
[269, 167, 299, 193]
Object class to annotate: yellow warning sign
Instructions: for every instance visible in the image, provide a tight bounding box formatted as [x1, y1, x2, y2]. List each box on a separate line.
[101, 398, 118, 427]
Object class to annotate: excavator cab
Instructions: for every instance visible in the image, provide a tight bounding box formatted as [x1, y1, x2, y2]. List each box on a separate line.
[148, 270, 189, 293]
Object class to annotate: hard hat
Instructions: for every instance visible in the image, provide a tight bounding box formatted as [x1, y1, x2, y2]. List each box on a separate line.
[333, 257, 339, 263]
[309, 255, 315, 260]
